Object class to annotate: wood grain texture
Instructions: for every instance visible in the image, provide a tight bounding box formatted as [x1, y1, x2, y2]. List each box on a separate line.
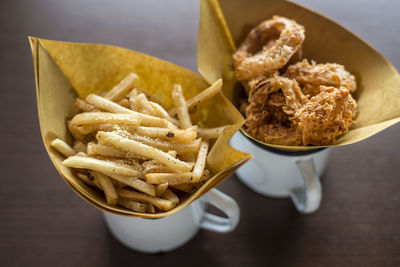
[0, 0, 399, 266]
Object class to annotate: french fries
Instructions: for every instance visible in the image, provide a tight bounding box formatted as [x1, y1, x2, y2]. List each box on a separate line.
[96, 131, 192, 172]
[197, 126, 226, 139]
[136, 93, 156, 115]
[168, 79, 222, 116]
[172, 84, 192, 129]
[155, 182, 169, 197]
[63, 155, 144, 177]
[73, 140, 87, 153]
[105, 173, 155, 197]
[127, 126, 197, 143]
[86, 93, 134, 114]
[104, 73, 138, 101]
[75, 98, 99, 112]
[70, 112, 169, 128]
[118, 198, 147, 213]
[148, 101, 180, 126]
[162, 189, 179, 207]
[118, 189, 174, 211]
[193, 140, 209, 181]
[53, 74, 223, 213]
[50, 139, 76, 157]
[118, 98, 130, 108]
[76, 173, 99, 188]
[144, 170, 211, 185]
[91, 171, 118, 205]
[129, 134, 202, 155]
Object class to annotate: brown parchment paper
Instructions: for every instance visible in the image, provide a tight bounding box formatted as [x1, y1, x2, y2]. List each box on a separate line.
[198, 0, 400, 151]
[29, 37, 251, 218]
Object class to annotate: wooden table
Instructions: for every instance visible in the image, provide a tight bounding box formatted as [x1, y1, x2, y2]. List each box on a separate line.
[1, 0, 399, 266]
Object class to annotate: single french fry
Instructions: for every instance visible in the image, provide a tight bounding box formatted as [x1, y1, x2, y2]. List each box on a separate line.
[76, 124, 116, 135]
[169, 79, 222, 116]
[129, 134, 201, 155]
[149, 101, 180, 126]
[171, 183, 195, 193]
[127, 88, 139, 98]
[155, 182, 169, 197]
[87, 143, 149, 160]
[70, 112, 140, 126]
[73, 140, 87, 153]
[70, 112, 169, 128]
[147, 203, 156, 213]
[167, 150, 177, 158]
[178, 152, 198, 162]
[103, 157, 143, 173]
[68, 121, 84, 141]
[197, 126, 226, 139]
[104, 73, 139, 101]
[145, 171, 210, 185]
[63, 155, 144, 177]
[91, 171, 118, 205]
[87, 142, 125, 158]
[112, 179, 126, 189]
[86, 94, 135, 114]
[118, 98, 130, 108]
[118, 198, 147, 213]
[75, 98, 99, 112]
[141, 160, 193, 175]
[129, 95, 139, 111]
[50, 138, 76, 157]
[97, 131, 192, 172]
[193, 140, 209, 181]
[166, 121, 179, 130]
[162, 189, 179, 207]
[79, 171, 102, 188]
[127, 126, 197, 143]
[136, 93, 156, 115]
[118, 189, 174, 211]
[105, 172, 155, 196]
[172, 84, 192, 129]
[76, 173, 100, 188]
[142, 160, 173, 174]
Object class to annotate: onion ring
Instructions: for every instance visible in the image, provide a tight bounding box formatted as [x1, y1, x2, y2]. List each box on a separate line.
[245, 76, 308, 145]
[232, 16, 305, 81]
[285, 59, 357, 97]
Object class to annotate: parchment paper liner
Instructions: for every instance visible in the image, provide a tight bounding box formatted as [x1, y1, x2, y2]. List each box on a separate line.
[29, 37, 251, 218]
[198, 0, 400, 151]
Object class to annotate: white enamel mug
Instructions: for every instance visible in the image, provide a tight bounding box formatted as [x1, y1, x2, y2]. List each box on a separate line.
[102, 188, 240, 253]
[230, 131, 330, 214]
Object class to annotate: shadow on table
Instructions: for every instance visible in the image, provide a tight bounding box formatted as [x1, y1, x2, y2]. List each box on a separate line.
[103, 219, 221, 266]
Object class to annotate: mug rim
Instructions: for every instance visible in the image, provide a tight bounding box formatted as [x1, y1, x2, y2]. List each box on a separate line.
[238, 128, 327, 156]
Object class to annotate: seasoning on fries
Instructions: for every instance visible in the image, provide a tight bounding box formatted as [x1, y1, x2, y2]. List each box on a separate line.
[50, 73, 226, 213]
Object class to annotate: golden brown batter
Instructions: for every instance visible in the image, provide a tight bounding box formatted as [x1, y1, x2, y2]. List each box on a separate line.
[233, 16, 358, 146]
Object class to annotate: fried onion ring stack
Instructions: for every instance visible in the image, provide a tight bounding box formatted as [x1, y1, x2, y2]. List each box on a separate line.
[232, 16, 358, 146]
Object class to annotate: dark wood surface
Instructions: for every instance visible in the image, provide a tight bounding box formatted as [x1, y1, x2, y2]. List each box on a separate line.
[1, 0, 400, 266]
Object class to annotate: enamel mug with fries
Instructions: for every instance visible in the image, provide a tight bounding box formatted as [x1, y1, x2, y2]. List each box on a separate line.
[30, 37, 252, 252]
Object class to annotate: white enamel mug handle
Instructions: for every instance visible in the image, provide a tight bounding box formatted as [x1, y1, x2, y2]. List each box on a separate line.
[200, 188, 240, 233]
[290, 158, 322, 214]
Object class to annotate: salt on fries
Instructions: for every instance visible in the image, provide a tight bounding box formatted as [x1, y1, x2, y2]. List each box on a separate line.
[50, 73, 225, 213]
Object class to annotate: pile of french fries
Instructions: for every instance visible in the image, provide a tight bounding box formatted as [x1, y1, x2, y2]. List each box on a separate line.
[51, 73, 226, 213]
